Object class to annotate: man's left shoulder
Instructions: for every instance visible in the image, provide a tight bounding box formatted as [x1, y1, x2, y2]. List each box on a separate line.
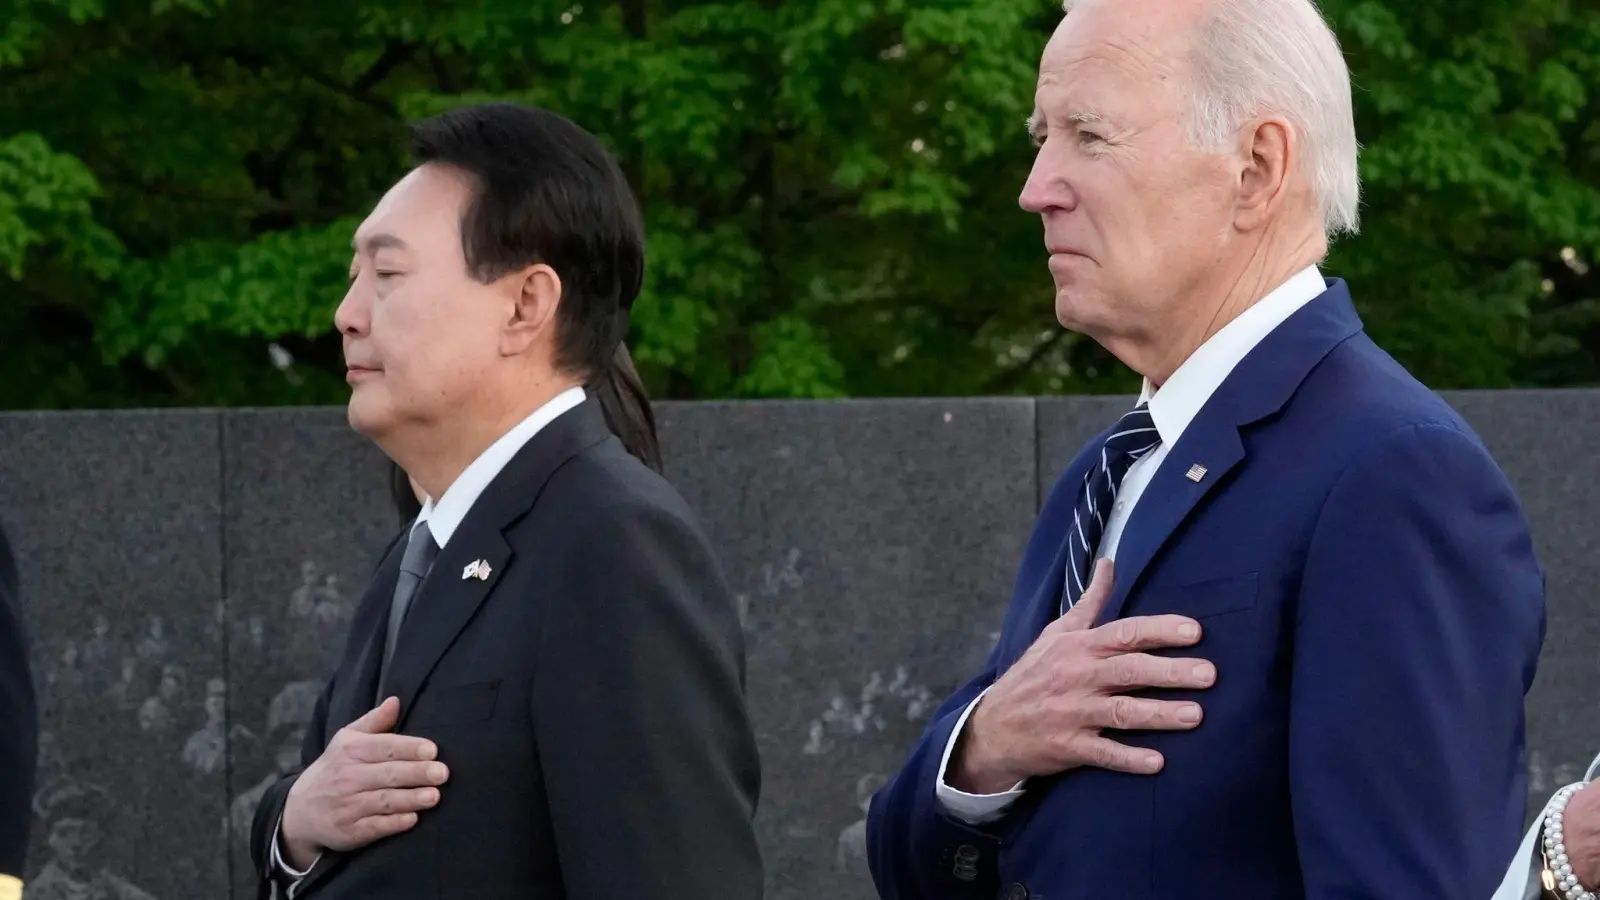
[537, 442, 706, 538]
[1290, 333, 1492, 465]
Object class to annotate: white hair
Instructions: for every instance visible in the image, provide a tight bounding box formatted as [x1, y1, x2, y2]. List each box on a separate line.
[1063, 0, 1361, 237]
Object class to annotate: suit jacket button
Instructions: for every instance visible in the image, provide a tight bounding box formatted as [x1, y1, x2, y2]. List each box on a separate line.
[950, 843, 981, 881]
[1001, 883, 1029, 900]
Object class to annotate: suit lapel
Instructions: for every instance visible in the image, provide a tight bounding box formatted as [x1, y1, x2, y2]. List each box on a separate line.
[295, 535, 515, 898]
[1093, 279, 1365, 624]
[327, 538, 405, 732]
[385, 528, 513, 731]
[296, 403, 613, 898]
[381, 399, 615, 732]
[1096, 421, 1244, 624]
[290, 538, 405, 898]
[1015, 458, 1104, 657]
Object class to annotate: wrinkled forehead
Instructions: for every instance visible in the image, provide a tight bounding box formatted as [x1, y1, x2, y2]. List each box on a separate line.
[1037, 1, 1197, 120]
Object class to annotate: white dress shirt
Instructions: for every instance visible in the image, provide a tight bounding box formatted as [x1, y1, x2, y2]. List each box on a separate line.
[935, 266, 1328, 824]
[272, 386, 587, 888]
[1492, 752, 1600, 900]
[412, 385, 587, 548]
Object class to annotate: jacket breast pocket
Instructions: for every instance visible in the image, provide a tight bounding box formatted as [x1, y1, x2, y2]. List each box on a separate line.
[1133, 571, 1259, 620]
[408, 679, 502, 727]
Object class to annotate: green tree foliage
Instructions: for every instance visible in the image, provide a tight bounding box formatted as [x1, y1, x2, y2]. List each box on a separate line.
[1, 0, 1597, 409]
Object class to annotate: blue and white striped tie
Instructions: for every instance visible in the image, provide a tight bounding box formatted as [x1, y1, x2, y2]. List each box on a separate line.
[1061, 404, 1161, 613]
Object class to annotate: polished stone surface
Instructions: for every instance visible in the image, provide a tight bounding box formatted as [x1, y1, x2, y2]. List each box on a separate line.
[220, 409, 399, 898]
[658, 398, 1038, 899]
[1446, 391, 1600, 820]
[0, 390, 1596, 898]
[1035, 395, 1141, 505]
[0, 411, 227, 900]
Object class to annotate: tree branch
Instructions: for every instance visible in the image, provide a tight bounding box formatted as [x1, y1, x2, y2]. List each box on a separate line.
[620, 0, 648, 201]
[981, 329, 1067, 393]
[426, 49, 463, 94]
[352, 41, 415, 94]
[288, 41, 416, 118]
[246, 111, 317, 210]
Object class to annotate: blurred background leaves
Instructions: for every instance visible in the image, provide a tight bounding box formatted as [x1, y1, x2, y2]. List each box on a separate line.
[1, 0, 1597, 408]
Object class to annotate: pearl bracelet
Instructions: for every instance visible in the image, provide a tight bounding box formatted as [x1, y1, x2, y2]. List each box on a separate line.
[1545, 781, 1595, 900]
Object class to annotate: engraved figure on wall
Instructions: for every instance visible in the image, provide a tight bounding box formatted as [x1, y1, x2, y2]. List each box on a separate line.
[835, 773, 889, 876]
[230, 681, 322, 844]
[182, 678, 229, 775]
[27, 779, 158, 900]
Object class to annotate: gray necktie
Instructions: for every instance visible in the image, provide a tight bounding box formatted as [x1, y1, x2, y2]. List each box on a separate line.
[376, 520, 438, 702]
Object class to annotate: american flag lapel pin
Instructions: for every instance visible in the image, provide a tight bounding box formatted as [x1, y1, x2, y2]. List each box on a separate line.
[462, 559, 491, 581]
[1186, 463, 1208, 483]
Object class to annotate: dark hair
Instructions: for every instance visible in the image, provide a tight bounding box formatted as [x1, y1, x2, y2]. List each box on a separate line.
[408, 102, 661, 472]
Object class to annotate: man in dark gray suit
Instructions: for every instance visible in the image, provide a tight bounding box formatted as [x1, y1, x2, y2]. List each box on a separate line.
[0, 520, 38, 900]
[250, 102, 763, 900]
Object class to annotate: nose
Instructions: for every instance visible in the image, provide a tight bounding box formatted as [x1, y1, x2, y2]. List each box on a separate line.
[1018, 144, 1077, 215]
[333, 277, 369, 338]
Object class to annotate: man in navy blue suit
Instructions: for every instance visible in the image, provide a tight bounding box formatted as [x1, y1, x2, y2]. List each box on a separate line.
[867, 0, 1546, 897]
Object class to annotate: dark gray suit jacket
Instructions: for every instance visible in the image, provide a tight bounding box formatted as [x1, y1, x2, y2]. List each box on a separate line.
[251, 400, 763, 899]
[0, 520, 38, 883]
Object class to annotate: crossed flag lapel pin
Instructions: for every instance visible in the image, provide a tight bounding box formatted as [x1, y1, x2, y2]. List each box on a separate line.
[461, 559, 492, 581]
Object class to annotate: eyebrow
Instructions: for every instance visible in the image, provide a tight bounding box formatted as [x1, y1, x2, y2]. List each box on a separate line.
[351, 233, 409, 255]
[1026, 110, 1108, 132]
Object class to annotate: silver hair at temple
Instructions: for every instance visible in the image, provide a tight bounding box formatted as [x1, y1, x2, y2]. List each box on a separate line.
[1062, 0, 1362, 236]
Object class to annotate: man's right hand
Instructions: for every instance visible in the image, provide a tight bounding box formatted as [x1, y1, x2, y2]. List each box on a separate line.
[950, 559, 1217, 794]
[280, 697, 450, 870]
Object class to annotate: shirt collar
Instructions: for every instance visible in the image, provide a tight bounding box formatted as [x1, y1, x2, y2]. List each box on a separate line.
[415, 385, 587, 548]
[1139, 265, 1326, 446]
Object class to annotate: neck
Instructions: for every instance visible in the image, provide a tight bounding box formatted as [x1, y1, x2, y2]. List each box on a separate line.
[382, 373, 581, 502]
[1141, 221, 1325, 388]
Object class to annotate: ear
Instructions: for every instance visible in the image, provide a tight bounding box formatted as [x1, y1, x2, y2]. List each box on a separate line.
[1234, 116, 1293, 232]
[499, 263, 562, 357]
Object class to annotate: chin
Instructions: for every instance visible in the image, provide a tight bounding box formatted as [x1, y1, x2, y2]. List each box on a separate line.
[345, 389, 392, 439]
[1053, 288, 1107, 337]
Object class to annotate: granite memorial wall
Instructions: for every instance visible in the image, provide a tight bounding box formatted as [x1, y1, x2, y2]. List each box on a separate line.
[0, 394, 1595, 900]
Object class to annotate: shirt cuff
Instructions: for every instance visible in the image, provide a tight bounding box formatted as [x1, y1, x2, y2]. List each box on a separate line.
[270, 813, 318, 881]
[933, 687, 1026, 825]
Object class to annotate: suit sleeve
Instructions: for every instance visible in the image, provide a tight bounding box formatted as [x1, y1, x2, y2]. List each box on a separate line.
[250, 676, 334, 886]
[532, 501, 763, 900]
[865, 459, 1093, 900]
[1291, 422, 1545, 898]
[1492, 753, 1600, 900]
[0, 523, 38, 882]
[865, 669, 1006, 900]
[249, 526, 405, 891]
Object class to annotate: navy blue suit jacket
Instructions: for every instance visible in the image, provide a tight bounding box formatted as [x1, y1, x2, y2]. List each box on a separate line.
[867, 280, 1545, 899]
